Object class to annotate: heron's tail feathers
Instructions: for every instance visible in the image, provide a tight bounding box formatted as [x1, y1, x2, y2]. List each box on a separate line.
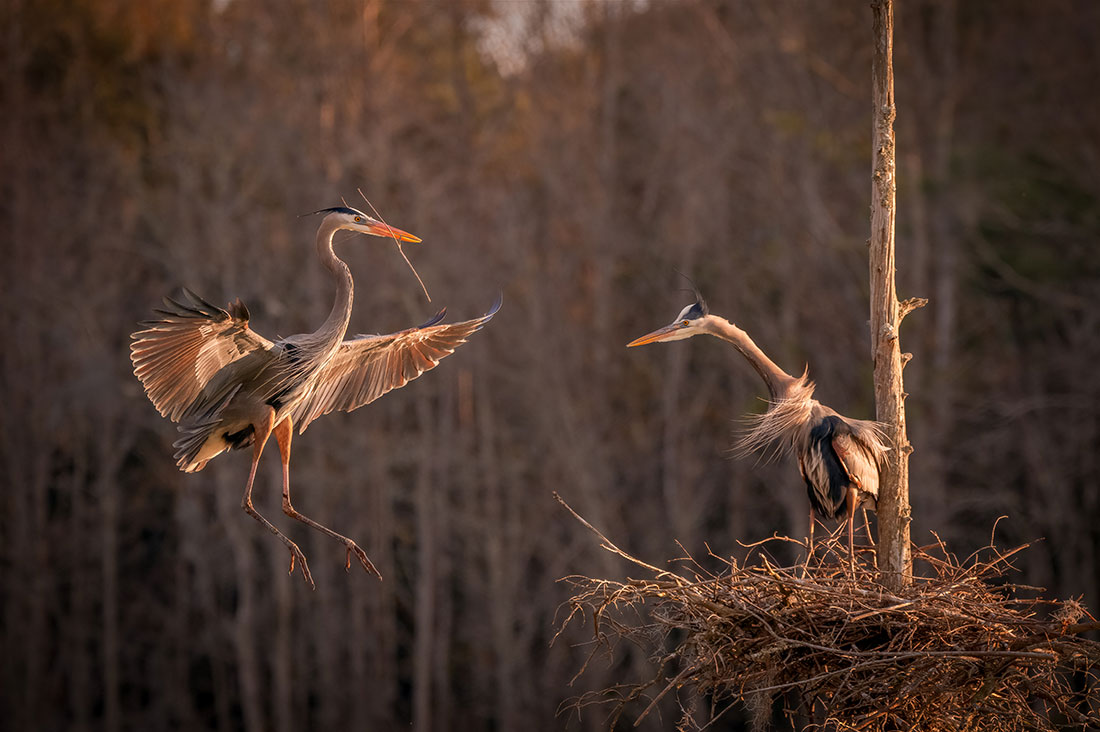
[173, 424, 221, 473]
[171, 386, 241, 472]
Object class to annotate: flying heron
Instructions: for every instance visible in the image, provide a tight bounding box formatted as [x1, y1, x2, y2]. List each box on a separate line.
[131, 206, 500, 587]
[627, 287, 887, 568]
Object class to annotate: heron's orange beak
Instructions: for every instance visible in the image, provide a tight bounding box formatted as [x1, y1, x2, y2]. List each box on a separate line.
[367, 221, 422, 243]
[626, 323, 684, 347]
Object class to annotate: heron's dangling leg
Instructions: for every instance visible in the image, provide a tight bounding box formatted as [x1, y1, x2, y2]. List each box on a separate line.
[273, 417, 382, 581]
[861, 508, 877, 569]
[799, 454, 816, 573]
[846, 485, 858, 574]
[241, 407, 314, 588]
[805, 506, 816, 571]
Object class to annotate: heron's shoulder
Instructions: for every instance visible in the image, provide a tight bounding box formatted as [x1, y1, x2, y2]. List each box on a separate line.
[809, 410, 889, 463]
[808, 401, 838, 420]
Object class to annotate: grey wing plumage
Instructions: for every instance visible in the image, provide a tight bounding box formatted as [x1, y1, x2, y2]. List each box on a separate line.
[832, 421, 886, 505]
[802, 414, 887, 518]
[291, 295, 501, 433]
[130, 288, 275, 422]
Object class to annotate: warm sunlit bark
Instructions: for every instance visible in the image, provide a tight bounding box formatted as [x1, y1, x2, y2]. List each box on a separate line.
[870, 0, 916, 591]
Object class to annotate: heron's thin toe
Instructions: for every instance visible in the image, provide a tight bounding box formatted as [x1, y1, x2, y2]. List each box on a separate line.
[346, 543, 382, 581]
[287, 546, 315, 589]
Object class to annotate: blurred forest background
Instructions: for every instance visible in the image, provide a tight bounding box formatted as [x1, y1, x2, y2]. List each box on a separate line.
[2, 0, 1098, 730]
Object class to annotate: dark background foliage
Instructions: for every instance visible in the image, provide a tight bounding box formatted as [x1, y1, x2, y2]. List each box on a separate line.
[2, 1, 1097, 729]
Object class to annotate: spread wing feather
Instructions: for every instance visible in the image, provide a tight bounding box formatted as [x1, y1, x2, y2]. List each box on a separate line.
[130, 288, 275, 422]
[292, 296, 501, 433]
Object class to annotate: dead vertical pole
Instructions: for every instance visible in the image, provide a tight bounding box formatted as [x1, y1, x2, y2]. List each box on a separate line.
[870, 0, 919, 591]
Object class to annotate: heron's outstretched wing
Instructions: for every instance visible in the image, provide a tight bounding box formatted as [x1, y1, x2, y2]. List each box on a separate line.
[292, 295, 501, 433]
[130, 288, 276, 422]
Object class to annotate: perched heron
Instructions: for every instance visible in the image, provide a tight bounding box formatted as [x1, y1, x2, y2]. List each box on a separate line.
[627, 288, 887, 567]
[131, 206, 500, 587]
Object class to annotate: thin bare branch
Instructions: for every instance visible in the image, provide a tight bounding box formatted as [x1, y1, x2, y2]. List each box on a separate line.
[552, 492, 685, 582]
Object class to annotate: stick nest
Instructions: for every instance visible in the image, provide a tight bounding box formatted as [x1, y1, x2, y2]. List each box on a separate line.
[554, 496, 1100, 731]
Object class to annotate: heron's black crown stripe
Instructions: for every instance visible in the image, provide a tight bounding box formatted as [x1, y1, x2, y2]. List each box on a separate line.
[314, 206, 367, 218]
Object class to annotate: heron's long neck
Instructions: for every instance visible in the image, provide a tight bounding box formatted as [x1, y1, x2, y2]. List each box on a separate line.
[702, 315, 801, 400]
[312, 220, 354, 350]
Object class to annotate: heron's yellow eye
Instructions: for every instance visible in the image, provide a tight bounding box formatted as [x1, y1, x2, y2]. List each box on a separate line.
[354, 216, 362, 222]
[682, 320, 690, 326]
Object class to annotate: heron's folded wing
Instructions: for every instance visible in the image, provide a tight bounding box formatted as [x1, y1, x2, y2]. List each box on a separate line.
[831, 430, 882, 501]
[292, 296, 500, 433]
[130, 288, 275, 422]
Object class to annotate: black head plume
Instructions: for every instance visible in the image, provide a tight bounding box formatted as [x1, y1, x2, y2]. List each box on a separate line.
[674, 269, 708, 316]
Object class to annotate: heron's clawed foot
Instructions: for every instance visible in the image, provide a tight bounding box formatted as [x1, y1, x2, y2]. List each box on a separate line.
[345, 541, 382, 581]
[286, 543, 315, 589]
[281, 500, 381, 581]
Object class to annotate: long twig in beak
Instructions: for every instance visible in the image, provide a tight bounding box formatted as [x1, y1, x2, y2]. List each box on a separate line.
[356, 188, 432, 303]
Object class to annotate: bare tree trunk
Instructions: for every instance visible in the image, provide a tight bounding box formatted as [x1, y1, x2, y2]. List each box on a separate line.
[431, 387, 455, 730]
[478, 367, 521, 731]
[903, 0, 960, 536]
[218, 474, 265, 732]
[869, 0, 917, 591]
[927, 0, 960, 533]
[69, 441, 91, 732]
[95, 422, 135, 732]
[412, 392, 437, 732]
[363, 439, 397, 729]
[272, 553, 294, 732]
